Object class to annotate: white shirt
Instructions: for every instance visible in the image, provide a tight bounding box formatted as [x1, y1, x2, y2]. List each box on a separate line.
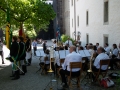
[53, 43, 57, 48]
[89, 49, 94, 56]
[65, 40, 72, 47]
[0, 42, 3, 51]
[113, 48, 119, 57]
[32, 41, 37, 47]
[104, 46, 110, 55]
[62, 51, 82, 72]
[88, 49, 94, 60]
[55, 54, 60, 66]
[41, 54, 50, 64]
[117, 49, 120, 59]
[94, 53, 109, 70]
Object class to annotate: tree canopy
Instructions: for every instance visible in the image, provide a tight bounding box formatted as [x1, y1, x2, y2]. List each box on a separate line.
[0, 0, 56, 37]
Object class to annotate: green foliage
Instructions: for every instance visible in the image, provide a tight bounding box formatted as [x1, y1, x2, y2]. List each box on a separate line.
[3, 40, 6, 45]
[61, 34, 75, 43]
[116, 72, 120, 89]
[0, 0, 56, 33]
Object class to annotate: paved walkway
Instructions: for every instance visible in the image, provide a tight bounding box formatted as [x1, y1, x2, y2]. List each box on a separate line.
[0, 40, 119, 90]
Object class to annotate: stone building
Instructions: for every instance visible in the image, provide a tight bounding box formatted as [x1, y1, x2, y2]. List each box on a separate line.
[69, 0, 120, 47]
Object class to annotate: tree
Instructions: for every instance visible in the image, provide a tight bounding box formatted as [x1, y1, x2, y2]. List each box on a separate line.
[0, 0, 56, 37]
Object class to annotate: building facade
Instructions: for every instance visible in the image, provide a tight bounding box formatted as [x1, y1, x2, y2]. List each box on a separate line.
[62, 0, 70, 36]
[53, 0, 63, 37]
[70, 0, 120, 47]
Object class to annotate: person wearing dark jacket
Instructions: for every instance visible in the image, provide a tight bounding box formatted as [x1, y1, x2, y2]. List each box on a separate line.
[25, 36, 32, 66]
[18, 37, 27, 75]
[10, 36, 20, 80]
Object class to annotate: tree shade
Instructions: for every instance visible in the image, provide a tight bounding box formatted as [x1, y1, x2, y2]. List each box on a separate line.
[0, 0, 56, 35]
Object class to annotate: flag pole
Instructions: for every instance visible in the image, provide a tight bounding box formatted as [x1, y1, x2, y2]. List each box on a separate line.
[5, 0, 11, 49]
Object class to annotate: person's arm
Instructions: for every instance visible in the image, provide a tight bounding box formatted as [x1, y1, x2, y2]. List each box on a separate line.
[93, 57, 99, 67]
[62, 56, 68, 70]
[65, 40, 67, 45]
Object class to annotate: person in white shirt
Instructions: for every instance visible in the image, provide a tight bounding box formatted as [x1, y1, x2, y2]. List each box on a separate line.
[93, 47, 109, 72]
[39, 49, 50, 73]
[65, 38, 73, 47]
[104, 43, 110, 55]
[53, 40, 57, 51]
[0, 39, 4, 64]
[59, 45, 82, 87]
[109, 44, 119, 70]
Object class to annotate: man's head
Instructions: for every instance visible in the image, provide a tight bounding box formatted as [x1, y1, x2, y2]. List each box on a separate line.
[113, 44, 117, 49]
[97, 47, 105, 54]
[104, 43, 108, 47]
[96, 43, 99, 46]
[18, 36, 23, 42]
[12, 36, 17, 42]
[69, 45, 76, 53]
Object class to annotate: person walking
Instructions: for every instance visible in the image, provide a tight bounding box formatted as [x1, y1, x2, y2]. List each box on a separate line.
[25, 36, 32, 66]
[32, 39, 37, 56]
[43, 41, 47, 53]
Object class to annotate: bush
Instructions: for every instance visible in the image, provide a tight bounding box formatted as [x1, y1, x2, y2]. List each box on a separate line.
[61, 34, 75, 44]
[3, 40, 6, 45]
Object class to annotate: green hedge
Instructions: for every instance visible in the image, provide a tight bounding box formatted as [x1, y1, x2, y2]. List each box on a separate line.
[61, 34, 75, 43]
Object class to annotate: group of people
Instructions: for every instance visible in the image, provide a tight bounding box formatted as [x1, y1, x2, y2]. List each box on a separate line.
[9, 36, 118, 87]
[8, 36, 32, 80]
[38, 37, 120, 88]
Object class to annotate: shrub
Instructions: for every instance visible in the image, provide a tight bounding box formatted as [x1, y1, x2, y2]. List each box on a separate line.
[61, 34, 75, 44]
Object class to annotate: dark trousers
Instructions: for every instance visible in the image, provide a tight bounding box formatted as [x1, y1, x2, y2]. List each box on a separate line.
[92, 66, 106, 80]
[0, 51, 4, 63]
[110, 58, 120, 69]
[40, 62, 50, 72]
[59, 69, 80, 85]
[92, 66, 106, 72]
[54, 63, 60, 75]
[33, 47, 37, 55]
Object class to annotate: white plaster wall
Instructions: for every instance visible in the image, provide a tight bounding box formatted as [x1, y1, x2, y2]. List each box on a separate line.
[70, 0, 75, 39]
[70, 0, 120, 48]
[63, 0, 70, 36]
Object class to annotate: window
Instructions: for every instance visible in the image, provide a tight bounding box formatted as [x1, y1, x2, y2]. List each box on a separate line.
[77, 16, 79, 27]
[104, 1, 108, 23]
[86, 11, 88, 25]
[86, 34, 89, 44]
[103, 34, 108, 45]
[72, 19, 73, 27]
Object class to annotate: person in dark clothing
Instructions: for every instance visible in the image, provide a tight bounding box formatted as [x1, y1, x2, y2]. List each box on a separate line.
[109, 44, 119, 70]
[43, 41, 47, 53]
[18, 37, 27, 75]
[25, 36, 32, 66]
[10, 36, 20, 80]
